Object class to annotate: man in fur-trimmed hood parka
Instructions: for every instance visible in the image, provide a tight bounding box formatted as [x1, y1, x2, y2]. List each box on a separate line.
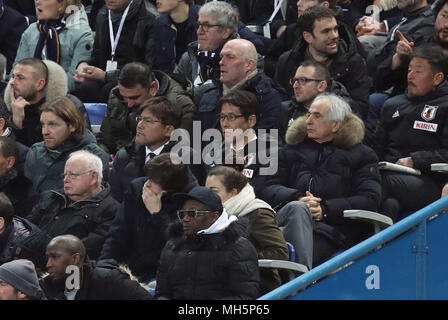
[261, 93, 382, 268]
[3, 58, 90, 147]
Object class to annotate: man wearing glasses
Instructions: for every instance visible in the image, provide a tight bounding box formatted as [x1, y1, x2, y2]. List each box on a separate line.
[26, 150, 117, 264]
[174, 1, 270, 111]
[205, 89, 278, 197]
[279, 60, 354, 144]
[97, 62, 195, 156]
[195, 38, 286, 134]
[155, 186, 260, 300]
[275, 6, 371, 120]
[108, 95, 205, 202]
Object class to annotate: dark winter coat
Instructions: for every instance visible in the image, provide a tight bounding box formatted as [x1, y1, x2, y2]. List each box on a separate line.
[0, 5, 28, 73]
[204, 132, 277, 197]
[87, 0, 157, 83]
[275, 35, 371, 120]
[265, 7, 365, 79]
[0, 216, 37, 265]
[372, 81, 448, 173]
[0, 168, 38, 217]
[40, 260, 152, 300]
[109, 139, 205, 202]
[27, 184, 118, 260]
[279, 79, 353, 144]
[261, 113, 382, 247]
[155, 219, 260, 300]
[99, 174, 199, 283]
[367, 5, 435, 95]
[153, 4, 199, 72]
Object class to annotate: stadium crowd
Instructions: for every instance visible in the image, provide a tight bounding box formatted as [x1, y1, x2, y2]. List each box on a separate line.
[0, 0, 447, 300]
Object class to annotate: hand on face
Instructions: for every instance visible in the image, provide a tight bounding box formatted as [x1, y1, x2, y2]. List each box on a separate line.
[142, 180, 166, 214]
[10, 88, 30, 129]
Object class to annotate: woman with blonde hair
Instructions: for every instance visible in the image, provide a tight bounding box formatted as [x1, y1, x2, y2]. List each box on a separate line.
[12, 0, 93, 91]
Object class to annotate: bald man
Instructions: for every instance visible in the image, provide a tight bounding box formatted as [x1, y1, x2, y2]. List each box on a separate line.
[40, 235, 152, 300]
[197, 38, 286, 133]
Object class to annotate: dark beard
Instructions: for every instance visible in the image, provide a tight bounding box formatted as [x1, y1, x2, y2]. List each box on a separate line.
[434, 32, 448, 49]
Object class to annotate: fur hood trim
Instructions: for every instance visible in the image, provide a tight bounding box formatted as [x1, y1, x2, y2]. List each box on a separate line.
[285, 113, 365, 149]
[4, 60, 68, 111]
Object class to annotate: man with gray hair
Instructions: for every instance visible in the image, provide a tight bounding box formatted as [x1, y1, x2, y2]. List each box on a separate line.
[261, 93, 382, 268]
[196, 38, 286, 133]
[26, 150, 118, 264]
[174, 0, 272, 107]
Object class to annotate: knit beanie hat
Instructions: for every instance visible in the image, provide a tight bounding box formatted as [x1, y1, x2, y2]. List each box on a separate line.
[0, 259, 41, 298]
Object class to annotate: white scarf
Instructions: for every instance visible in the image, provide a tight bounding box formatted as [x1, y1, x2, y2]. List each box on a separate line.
[197, 208, 237, 235]
[224, 184, 275, 218]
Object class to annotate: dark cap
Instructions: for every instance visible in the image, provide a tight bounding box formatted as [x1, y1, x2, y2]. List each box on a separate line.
[174, 186, 223, 214]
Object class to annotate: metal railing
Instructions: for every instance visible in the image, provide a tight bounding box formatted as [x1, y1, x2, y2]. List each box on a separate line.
[258, 196, 448, 300]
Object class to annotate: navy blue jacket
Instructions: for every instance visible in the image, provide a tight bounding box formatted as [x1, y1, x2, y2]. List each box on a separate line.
[197, 71, 286, 134]
[0, 5, 28, 73]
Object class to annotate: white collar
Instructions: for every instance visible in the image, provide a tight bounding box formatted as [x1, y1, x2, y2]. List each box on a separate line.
[145, 140, 169, 159]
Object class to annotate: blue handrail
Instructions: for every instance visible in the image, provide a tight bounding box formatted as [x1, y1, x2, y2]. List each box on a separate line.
[258, 196, 448, 300]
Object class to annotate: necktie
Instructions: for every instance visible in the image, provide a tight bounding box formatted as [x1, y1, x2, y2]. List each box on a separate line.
[146, 152, 156, 163]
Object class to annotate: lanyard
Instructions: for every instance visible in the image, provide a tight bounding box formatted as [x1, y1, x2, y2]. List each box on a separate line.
[269, 0, 284, 23]
[108, 0, 133, 61]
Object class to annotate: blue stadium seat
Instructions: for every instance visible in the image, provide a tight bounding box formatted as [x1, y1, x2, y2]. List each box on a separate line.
[84, 103, 107, 134]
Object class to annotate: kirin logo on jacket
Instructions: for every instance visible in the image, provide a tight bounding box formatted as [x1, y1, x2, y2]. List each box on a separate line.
[421, 105, 438, 122]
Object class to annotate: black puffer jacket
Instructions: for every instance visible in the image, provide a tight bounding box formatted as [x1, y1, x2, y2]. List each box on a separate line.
[0, 216, 37, 265]
[87, 0, 157, 83]
[99, 175, 199, 283]
[27, 184, 118, 260]
[40, 260, 152, 300]
[155, 219, 260, 300]
[261, 114, 382, 246]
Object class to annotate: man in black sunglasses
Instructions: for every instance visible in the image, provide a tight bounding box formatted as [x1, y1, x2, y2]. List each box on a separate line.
[155, 186, 260, 300]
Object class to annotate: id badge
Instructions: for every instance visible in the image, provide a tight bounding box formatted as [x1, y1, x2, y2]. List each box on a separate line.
[106, 60, 118, 72]
[263, 23, 271, 39]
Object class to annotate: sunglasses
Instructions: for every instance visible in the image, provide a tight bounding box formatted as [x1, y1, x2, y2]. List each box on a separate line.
[177, 209, 212, 220]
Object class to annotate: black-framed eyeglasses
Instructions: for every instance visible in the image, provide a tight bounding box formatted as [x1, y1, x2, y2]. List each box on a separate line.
[219, 113, 245, 122]
[289, 77, 324, 86]
[61, 170, 93, 179]
[136, 116, 162, 125]
[195, 21, 222, 31]
[177, 209, 212, 220]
